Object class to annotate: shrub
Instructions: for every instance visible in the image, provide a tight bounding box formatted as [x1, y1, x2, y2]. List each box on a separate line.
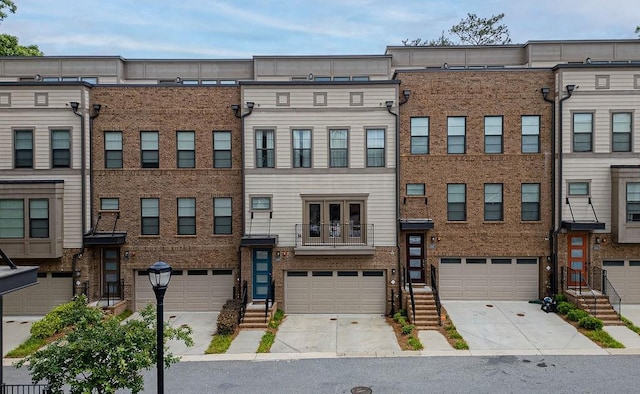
[216, 299, 242, 335]
[401, 324, 415, 336]
[556, 301, 576, 315]
[567, 309, 589, 322]
[554, 293, 567, 303]
[579, 316, 603, 331]
[30, 295, 101, 340]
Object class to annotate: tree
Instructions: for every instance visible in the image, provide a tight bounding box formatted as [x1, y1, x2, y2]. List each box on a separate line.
[403, 12, 511, 46]
[402, 31, 454, 47]
[0, 0, 43, 56]
[636, 25, 640, 37]
[18, 302, 193, 394]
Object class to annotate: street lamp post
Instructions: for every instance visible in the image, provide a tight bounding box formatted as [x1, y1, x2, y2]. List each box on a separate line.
[148, 261, 172, 394]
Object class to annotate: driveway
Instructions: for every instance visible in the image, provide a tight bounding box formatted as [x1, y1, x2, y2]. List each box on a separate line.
[270, 314, 401, 356]
[443, 301, 607, 356]
[620, 304, 640, 326]
[2, 316, 40, 361]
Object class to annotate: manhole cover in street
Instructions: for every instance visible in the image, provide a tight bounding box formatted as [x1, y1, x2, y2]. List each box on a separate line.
[351, 387, 372, 394]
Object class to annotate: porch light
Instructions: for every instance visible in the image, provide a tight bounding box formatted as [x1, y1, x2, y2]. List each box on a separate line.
[148, 261, 172, 288]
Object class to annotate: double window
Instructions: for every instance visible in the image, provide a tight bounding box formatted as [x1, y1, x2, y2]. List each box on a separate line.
[484, 116, 503, 153]
[612, 113, 632, 152]
[521, 116, 540, 153]
[141, 198, 159, 235]
[484, 183, 503, 221]
[104, 131, 123, 168]
[410, 117, 429, 154]
[51, 129, 70, 168]
[256, 129, 275, 168]
[573, 113, 593, 152]
[447, 184, 466, 221]
[213, 131, 232, 168]
[176, 131, 195, 168]
[304, 199, 365, 243]
[14, 130, 33, 168]
[177, 198, 196, 235]
[141, 131, 159, 168]
[521, 183, 540, 221]
[627, 183, 640, 222]
[214, 197, 232, 234]
[292, 129, 311, 168]
[0, 199, 49, 239]
[366, 129, 385, 167]
[447, 117, 466, 154]
[329, 129, 348, 167]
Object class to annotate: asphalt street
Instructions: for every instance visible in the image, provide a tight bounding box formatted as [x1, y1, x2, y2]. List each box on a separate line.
[5, 355, 640, 393]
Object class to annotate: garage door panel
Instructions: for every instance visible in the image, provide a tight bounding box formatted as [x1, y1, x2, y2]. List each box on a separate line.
[4, 273, 73, 315]
[604, 261, 640, 304]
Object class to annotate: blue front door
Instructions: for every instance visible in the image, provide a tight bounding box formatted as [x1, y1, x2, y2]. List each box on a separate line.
[252, 248, 272, 300]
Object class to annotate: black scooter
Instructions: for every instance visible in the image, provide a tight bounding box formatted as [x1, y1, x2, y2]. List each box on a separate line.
[541, 296, 557, 313]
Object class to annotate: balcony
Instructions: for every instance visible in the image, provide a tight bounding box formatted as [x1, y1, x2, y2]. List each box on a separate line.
[294, 223, 375, 256]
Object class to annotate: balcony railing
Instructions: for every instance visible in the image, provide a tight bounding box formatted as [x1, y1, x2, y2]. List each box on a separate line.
[295, 223, 374, 247]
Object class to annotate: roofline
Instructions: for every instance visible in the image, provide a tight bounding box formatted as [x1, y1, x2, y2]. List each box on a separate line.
[386, 39, 640, 52]
[239, 80, 400, 86]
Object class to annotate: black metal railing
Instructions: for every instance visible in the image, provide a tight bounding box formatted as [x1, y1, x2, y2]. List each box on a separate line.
[430, 264, 442, 326]
[400, 267, 405, 311]
[407, 269, 416, 324]
[239, 280, 248, 324]
[104, 279, 124, 307]
[565, 267, 598, 316]
[265, 276, 275, 323]
[1, 384, 50, 393]
[295, 224, 374, 247]
[603, 269, 622, 318]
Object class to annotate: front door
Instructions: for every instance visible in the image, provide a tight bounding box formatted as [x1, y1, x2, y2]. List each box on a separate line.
[103, 248, 120, 298]
[407, 234, 425, 283]
[253, 248, 272, 300]
[568, 234, 588, 287]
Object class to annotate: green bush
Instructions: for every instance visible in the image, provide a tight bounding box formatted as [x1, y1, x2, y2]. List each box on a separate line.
[579, 316, 603, 330]
[30, 295, 101, 340]
[567, 309, 589, 322]
[30, 315, 62, 339]
[556, 301, 576, 315]
[401, 324, 415, 336]
[554, 294, 567, 303]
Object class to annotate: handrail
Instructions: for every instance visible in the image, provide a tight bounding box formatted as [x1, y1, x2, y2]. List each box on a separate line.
[407, 269, 416, 324]
[603, 269, 622, 319]
[295, 223, 374, 247]
[239, 280, 248, 324]
[430, 264, 442, 326]
[265, 275, 275, 323]
[567, 268, 597, 316]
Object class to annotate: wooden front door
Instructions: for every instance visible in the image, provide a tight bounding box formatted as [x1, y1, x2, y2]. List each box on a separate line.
[102, 248, 120, 298]
[567, 234, 588, 287]
[406, 234, 425, 283]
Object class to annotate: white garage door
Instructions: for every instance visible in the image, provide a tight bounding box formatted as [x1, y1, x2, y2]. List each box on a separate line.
[439, 258, 539, 301]
[285, 270, 385, 314]
[603, 260, 640, 304]
[135, 269, 234, 312]
[4, 272, 73, 315]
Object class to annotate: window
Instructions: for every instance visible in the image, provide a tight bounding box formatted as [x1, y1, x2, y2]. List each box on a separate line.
[410, 117, 429, 154]
[447, 184, 466, 221]
[29, 199, 49, 238]
[366, 129, 385, 167]
[612, 113, 632, 152]
[573, 113, 593, 152]
[521, 183, 540, 221]
[484, 116, 503, 153]
[627, 182, 640, 222]
[140, 131, 159, 168]
[484, 183, 503, 221]
[292, 129, 311, 168]
[406, 184, 425, 196]
[104, 131, 123, 168]
[255, 129, 275, 168]
[568, 182, 590, 197]
[214, 197, 232, 234]
[304, 199, 365, 242]
[522, 116, 540, 153]
[213, 131, 231, 168]
[447, 117, 466, 154]
[177, 198, 196, 235]
[141, 198, 159, 235]
[14, 129, 33, 168]
[176, 131, 195, 168]
[0, 199, 24, 238]
[329, 129, 348, 167]
[51, 129, 70, 168]
[251, 196, 271, 211]
[100, 198, 119, 211]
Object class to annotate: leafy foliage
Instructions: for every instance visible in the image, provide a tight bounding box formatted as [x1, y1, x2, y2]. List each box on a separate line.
[30, 295, 102, 339]
[0, 0, 16, 21]
[554, 293, 567, 303]
[556, 301, 576, 314]
[0, 1, 43, 56]
[18, 303, 193, 394]
[567, 309, 589, 322]
[206, 334, 234, 354]
[216, 299, 242, 335]
[578, 316, 604, 331]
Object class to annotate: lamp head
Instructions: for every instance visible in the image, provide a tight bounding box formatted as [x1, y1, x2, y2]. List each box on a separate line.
[541, 87, 550, 99]
[70, 101, 80, 112]
[385, 100, 394, 109]
[92, 103, 102, 113]
[148, 261, 172, 288]
[246, 102, 255, 109]
[402, 89, 411, 99]
[566, 84, 576, 93]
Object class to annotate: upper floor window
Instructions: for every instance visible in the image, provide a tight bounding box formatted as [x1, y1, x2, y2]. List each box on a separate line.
[568, 181, 590, 197]
[140, 131, 159, 168]
[627, 182, 640, 222]
[447, 117, 466, 154]
[521, 183, 540, 221]
[406, 183, 425, 196]
[484, 183, 503, 221]
[100, 198, 119, 211]
[292, 129, 311, 168]
[141, 198, 159, 235]
[0, 199, 24, 238]
[256, 129, 275, 168]
[51, 129, 70, 168]
[612, 112, 632, 152]
[573, 113, 593, 152]
[251, 196, 272, 211]
[14, 129, 33, 168]
[329, 129, 348, 168]
[214, 197, 232, 234]
[29, 199, 49, 238]
[177, 198, 196, 235]
[410, 117, 429, 154]
[213, 131, 231, 168]
[104, 131, 123, 169]
[447, 184, 466, 221]
[522, 116, 540, 153]
[366, 129, 385, 167]
[484, 116, 503, 154]
[176, 131, 195, 168]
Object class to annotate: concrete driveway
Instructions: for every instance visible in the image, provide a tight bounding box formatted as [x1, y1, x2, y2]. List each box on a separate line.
[2, 316, 40, 361]
[270, 314, 401, 356]
[620, 304, 640, 326]
[443, 301, 607, 356]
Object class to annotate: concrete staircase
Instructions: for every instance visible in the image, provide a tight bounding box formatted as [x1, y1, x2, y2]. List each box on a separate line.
[404, 286, 441, 330]
[239, 302, 278, 329]
[575, 294, 624, 326]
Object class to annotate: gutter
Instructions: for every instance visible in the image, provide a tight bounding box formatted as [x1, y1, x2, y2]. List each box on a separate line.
[70, 101, 86, 297]
[541, 87, 556, 295]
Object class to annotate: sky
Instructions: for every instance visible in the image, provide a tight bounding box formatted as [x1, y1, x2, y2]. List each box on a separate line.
[1, 0, 639, 59]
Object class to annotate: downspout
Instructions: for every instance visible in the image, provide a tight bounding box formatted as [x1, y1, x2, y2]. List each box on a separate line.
[541, 87, 556, 295]
[89, 104, 102, 230]
[70, 101, 86, 297]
